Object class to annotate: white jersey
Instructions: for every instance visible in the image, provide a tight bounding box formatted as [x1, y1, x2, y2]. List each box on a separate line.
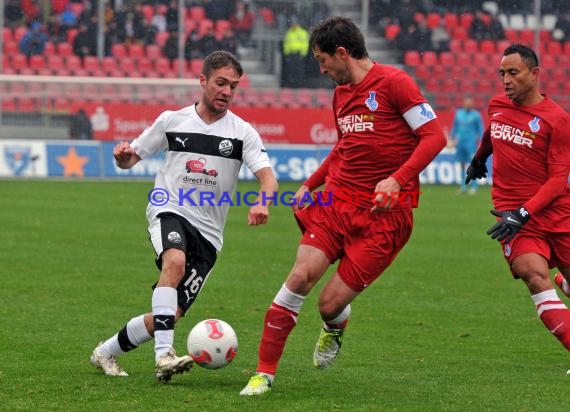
[131, 104, 271, 250]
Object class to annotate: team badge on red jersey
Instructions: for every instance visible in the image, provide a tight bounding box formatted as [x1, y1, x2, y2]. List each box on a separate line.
[365, 91, 378, 111]
[528, 117, 541, 133]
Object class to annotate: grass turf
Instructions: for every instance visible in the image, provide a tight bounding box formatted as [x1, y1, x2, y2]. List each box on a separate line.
[0, 180, 568, 411]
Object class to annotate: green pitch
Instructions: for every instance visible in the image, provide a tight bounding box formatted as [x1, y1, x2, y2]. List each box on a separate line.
[0, 180, 568, 411]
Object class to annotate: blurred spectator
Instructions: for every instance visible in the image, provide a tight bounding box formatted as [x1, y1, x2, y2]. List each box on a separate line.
[553, 13, 570, 43]
[19, 22, 49, 57]
[205, 0, 234, 21]
[281, 16, 309, 88]
[230, 1, 255, 46]
[4, 0, 25, 29]
[59, 3, 78, 29]
[162, 29, 179, 62]
[151, 7, 167, 33]
[413, 20, 432, 53]
[165, 0, 179, 32]
[69, 109, 93, 140]
[469, 10, 504, 41]
[73, 23, 97, 59]
[195, 26, 219, 58]
[140, 21, 158, 46]
[395, 23, 418, 54]
[218, 27, 239, 57]
[431, 20, 450, 53]
[184, 29, 201, 61]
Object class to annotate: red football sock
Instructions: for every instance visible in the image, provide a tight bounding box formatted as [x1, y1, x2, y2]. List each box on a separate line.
[534, 291, 570, 350]
[256, 303, 298, 375]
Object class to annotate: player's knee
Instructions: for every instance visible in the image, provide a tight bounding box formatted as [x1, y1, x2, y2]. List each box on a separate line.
[160, 249, 186, 284]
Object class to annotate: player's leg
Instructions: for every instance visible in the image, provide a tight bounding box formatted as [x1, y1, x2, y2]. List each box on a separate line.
[313, 273, 358, 369]
[514, 254, 570, 350]
[240, 244, 330, 396]
[90, 313, 153, 376]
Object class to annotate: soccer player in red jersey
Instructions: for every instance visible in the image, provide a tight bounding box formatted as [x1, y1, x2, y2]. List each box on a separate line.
[240, 16, 447, 395]
[466, 44, 570, 367]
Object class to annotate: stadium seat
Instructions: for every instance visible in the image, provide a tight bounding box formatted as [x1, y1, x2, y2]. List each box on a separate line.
[439, 52, 454, 67]
[403, 50, 420, 67]
[413, 12, 425, 24]
[66, 55, 82, 72]
[189, 6, 206, 20]
[172, 59, 187, 76]
[279, 88, 299, 108]
[443, 13, 458, 30]
[44, 41, 55, 56]
[432, 64, 447, 79]
[56, 42, 73, 56]
[119, 57, 136, 75]
[315, 89, 331, 108]
[449, 39, 462, 53]
[479, 40, 495, 54]
[128, 43, 145, 61]
[424, 78, 439, 92]
[66, 28, 78, 45]
[137, 57, 154, 76]
[146, 44, 162, 60]
[441, 78, 457, 93]
[2, 98, 16, 111]
[472, 53, 489, 68]
[189, 59, 203, 76]
[463, 39, 478, 53]
[526, 14, 539, 30]
[83, 56, 100, 73]
[47, 54, 65, 72]
[541, 54, 556, 69]
[455, 52, 471, 67]
[198, 19, 215, 37]
[29, 55, 46, 71]
[17, 97, 39, 112]
[496, 40, 510, 53]
[14, 26, 28, 43]
[111, 43, 127, 58]
[414, 65, 431, 80]
[154, 58, 172, 77]
[52, 97, 71, 112]
[451, 26, 468, 41]
[459, 13, 474, 28]
[11, 54, 28, 72]
[296, 89, 314, 107]
[3, 40, 18, 55]
[542, 14, 558, 30]
[426, 13, 441, 29]
[101, 57, 118, 74]
[519, 30, 534, 45]
[142, 4, 154, 23]
[509, 14, 525, 30]
[155, 31, 169, 47]
[3, 27, 13, 43]
[384, 24, 400, 41]
[258, 7, 275, 25]
[435, 93, 453, 110]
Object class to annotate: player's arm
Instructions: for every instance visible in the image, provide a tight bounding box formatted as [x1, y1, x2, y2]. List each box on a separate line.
[390, 116, 448, 188]
[248, 167, 278, 226]
[465, 126, 492, 184]
[113, 141, 141, 169]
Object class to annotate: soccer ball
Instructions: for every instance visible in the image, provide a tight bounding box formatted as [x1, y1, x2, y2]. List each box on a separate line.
[187, 319, 238, 370]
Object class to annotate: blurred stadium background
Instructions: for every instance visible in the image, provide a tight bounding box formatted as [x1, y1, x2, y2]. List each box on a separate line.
[0, 0, 568, 179]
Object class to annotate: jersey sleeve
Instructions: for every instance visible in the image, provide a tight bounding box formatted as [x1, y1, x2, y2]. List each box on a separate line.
[130, 110, 172, 159]
[242, 123, 272, 174]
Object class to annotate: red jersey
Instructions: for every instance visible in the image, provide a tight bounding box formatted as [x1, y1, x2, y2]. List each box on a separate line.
[486, 95, 570, 213]
[323, 63, 439, 208]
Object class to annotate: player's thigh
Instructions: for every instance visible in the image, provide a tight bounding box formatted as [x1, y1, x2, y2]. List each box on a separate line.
[511, 253, 551, 293]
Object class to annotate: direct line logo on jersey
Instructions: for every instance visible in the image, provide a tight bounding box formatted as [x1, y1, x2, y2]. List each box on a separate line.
[182, 157, 218, 187]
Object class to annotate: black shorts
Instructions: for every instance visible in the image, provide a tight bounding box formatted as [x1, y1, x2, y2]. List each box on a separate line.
[151, 212, 217, 315]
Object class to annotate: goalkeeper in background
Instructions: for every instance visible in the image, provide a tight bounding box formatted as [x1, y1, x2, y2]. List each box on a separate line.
[466, 44, 570, 364]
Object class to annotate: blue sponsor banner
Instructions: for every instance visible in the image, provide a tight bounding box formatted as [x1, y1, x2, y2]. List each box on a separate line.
[46, 143, 101, 177]
[8, 140, 493, 185]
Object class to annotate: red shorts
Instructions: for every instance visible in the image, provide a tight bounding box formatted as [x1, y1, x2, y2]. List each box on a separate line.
[500, 213, 570, 276]
[294, 200, 413, 292]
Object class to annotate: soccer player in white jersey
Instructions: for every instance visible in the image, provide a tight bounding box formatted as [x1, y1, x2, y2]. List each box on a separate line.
[90, 51, 278, 382]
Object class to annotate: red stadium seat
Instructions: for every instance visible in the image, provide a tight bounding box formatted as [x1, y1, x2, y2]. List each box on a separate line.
[384, 24, 400, 41]
[472, 53, 489, 69]
[463, 39, 478, 53]
[66, 28, 78, 45]
[128, 43, 145, 61]
[444, 13, 459, 30]
[3, 40, 18, 55]
[14, 26, 28, 43]
[439, 52, 454, 67]
[441, 78, 457, 93]
[545, 41, 562, 55]
[11, 54, 28, 71]
[315, 89, 331, 108]
[119, 57, 136, 74]
[519, 29, 534, 45]
[452, 26, 468, 41]
[101, 57, 118, 74]
[29, 55, 46, 71]
[414, 65, 431, 80]
[403, 50, 420, 67]
[426, 13, 441, 29]
[189, 59, 202, 76]
[146, 44, 162, 60]
[137, 57, 153, 76]
[424, 78, 439, 92]
[44, 41, 55, 55]
[17, 97, 39, 112]
[155, 31, 169, 47]
[479, 40, 495, 54]
[541, 54, 556, 69]
[65, 55, 82, 72]
[111, 43, 127, 58]
[172, 59, 187, 76]
[154, 58, 171, 76]
[459, 13, 474, 28]
[449, 39, 462, 53]
[189, 6, 206, 20]
[3, 27, 14, 43]
[142, 5, 154, 23]
[504, 29, 518, 43]
[496, 40, 510, 54]
[296, 89, 314, 107]
[56, 42, 73, 56]
[47, 54, 64, 71]
[422, 51, 438, 66]
[456, 52, 471, 67]
[258, 7, 275, 25]
[83, 56, 100, 73]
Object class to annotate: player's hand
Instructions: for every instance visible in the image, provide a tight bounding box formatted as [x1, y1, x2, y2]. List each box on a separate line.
[292, 185, 311, 213]
[465, 157, 487, 184]
[247, 204, 269, 225]
[486, 207, 530, 243]
[371, 177, 401, 213]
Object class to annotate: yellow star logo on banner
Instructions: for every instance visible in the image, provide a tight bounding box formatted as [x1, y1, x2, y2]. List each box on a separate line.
[56, 147, 89, 177]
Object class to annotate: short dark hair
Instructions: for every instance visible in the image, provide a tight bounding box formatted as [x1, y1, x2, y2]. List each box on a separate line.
[202, 50, 243, 78]
[309, 16, 368, 59]
[503, 43, 539, 68]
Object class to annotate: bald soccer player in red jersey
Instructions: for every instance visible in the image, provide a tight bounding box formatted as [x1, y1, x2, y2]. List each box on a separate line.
[466, 43, 570, 371]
